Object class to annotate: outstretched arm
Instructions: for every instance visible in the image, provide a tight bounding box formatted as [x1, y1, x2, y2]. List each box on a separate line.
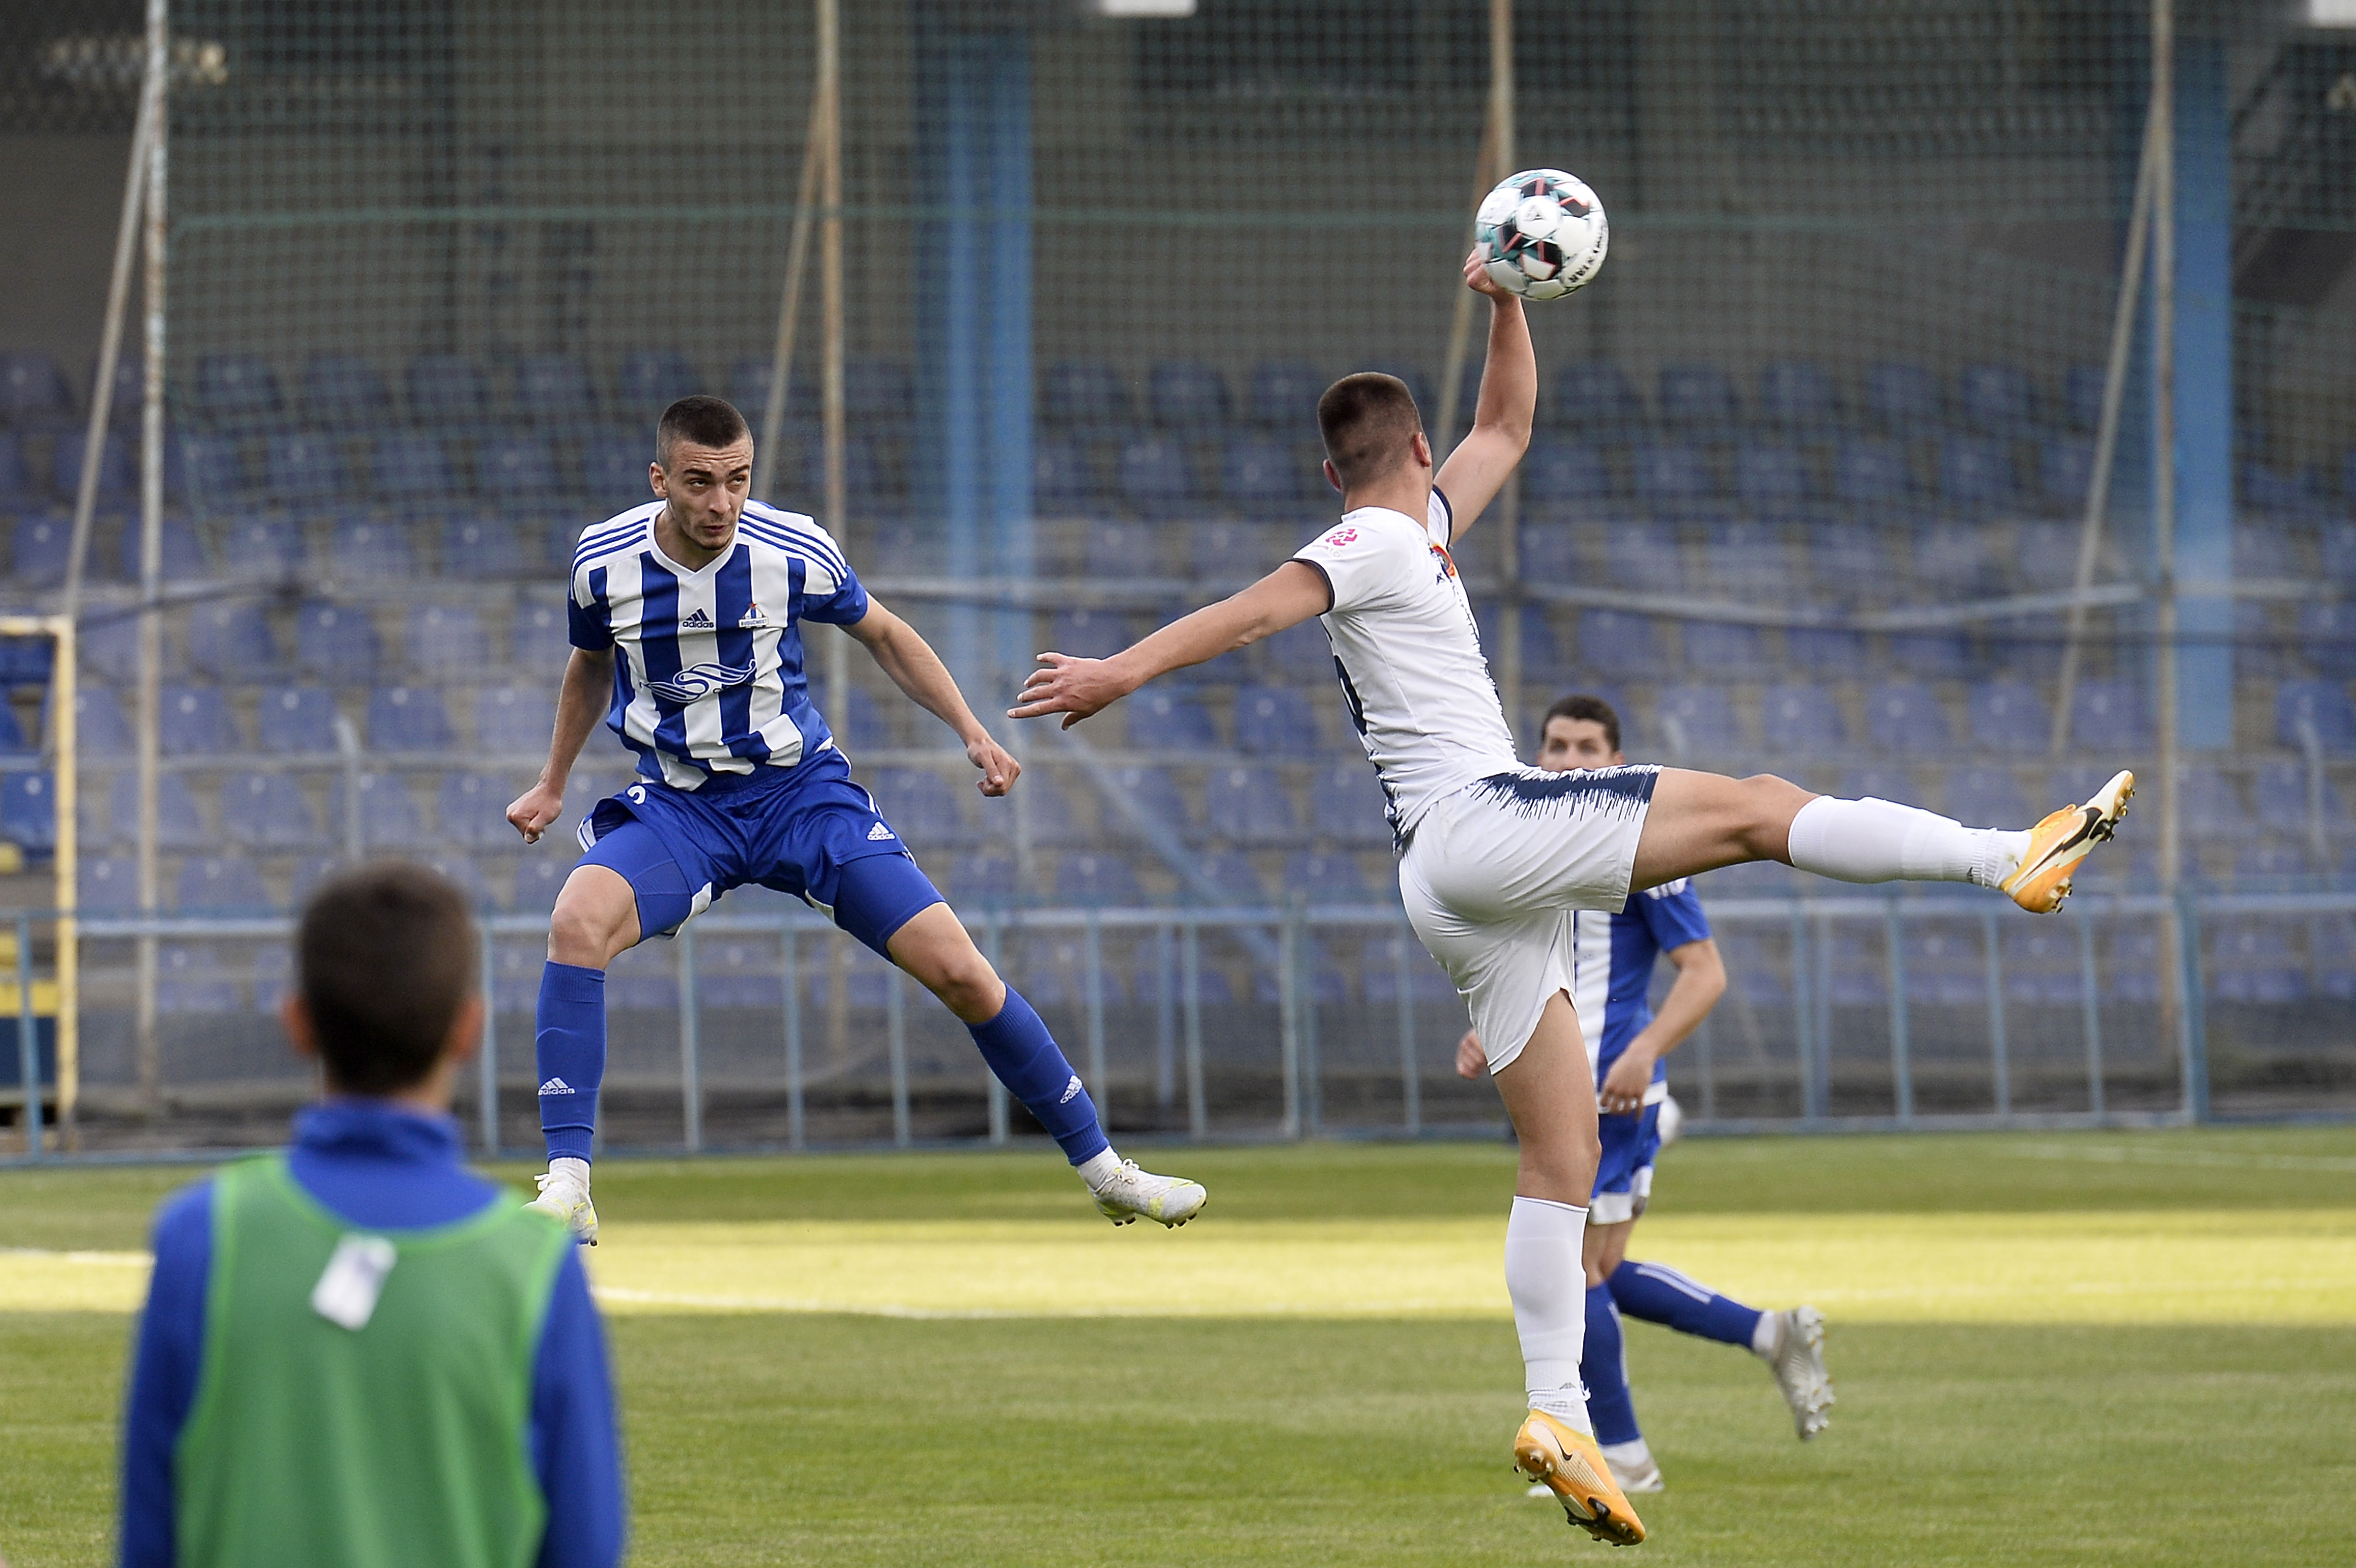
[1009, 561, 1330, 729]
[841, 597, 1019, 796]
[506, 648, 615, 844]
[1432, 249, 1536, 540]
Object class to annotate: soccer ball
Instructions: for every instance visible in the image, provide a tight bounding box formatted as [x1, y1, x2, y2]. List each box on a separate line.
[1475, 169, 1608, 301]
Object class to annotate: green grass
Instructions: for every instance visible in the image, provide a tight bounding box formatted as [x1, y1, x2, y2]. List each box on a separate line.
[5, 1129, 2356, 1566]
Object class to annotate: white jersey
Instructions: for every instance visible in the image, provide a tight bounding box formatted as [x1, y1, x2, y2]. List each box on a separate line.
[1291, 490, 1518, 842]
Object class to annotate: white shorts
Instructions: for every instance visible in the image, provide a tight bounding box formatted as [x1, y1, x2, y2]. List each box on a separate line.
[1398, 764, 1659, 1074]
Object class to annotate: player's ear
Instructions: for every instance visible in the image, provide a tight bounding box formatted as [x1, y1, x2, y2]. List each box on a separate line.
[1411, 430, 1432, 469]
[1322, 457, 1342, 493]
[648, 460, 665, 498]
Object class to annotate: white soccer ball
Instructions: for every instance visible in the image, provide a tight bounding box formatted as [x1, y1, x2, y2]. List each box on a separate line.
[1475, 168, 1608, 301]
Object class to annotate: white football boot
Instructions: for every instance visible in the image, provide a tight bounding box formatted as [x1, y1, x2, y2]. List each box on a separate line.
[1601, 1438, 1666, 1495]
[1760, 1305, 1833, 1438]
[526, 1165, 600, 1246]
[1085, 1157, 1208, 1228]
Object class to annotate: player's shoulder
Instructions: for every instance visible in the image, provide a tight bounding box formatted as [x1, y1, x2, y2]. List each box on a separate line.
[1304, 505, 1424, 555]
[571, 502, 659, 572]
[736, 499, 848, 567]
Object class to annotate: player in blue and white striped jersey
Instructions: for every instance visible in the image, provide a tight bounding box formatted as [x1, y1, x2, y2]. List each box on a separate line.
[506, 396, 1204, 1239]
[1456, 694, 1833, 1495]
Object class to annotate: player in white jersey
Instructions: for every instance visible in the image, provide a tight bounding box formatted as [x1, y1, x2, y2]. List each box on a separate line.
[1010, 249, 2134, 1544]
[506, 396, 1205, 1241]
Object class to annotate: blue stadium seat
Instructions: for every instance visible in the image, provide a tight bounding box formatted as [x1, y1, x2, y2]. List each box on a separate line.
[1468, 604, 1563, 682]
[0, 431, 27, 500]
[262, 433, 348, 502]
[1259, 620, 1332, 682]
[1523, 439, 1612, 508]
[845, 358, 914, 422]
[512, 354, 598, 419]
[1682, 620, 1765, 671]
[303, 354, 392, 426]
[1203, 764, 1298, 845]
[1942, 764, 2031, 826]
[175, 855, 272, 913]
[1732, 443, 1811, 511]
[1248, 362, 1322, 427]
[798, 435, 891, 503]
[2252, 760, 2346, 839]
[868, 767, 972, 848]
[327, 516, 419, 578]
[946, 853, 1018, 904]
[0, 352, 72, 424]
[2235, 843, 2309, 883]
[1554, 362, 1643, 430]
[1653, 685, 1745, 757]
[1042, 360, 1131, 426]
[110, 771, 208, 850]
[411, 852, 497, 913]
[2209, 917, 2308, 1004]
[2279, 679, 2356, 752]
[1756, 359, 1840, 429]
[1603, 529, 1683, 593]
[1865, 361, 1941, 430]
[1032, 437, 1096, 509]
[68, 685, 135, 757]
[836, 685, 890, 751]
[1759, 684, 1846, 752]
[112, 518, 207, 585]
[256, 686, 337, 753]
[570, 425, 647, 501]
[695, 935, 785, 1009]
[725, 356, 813, 423]
[509, 594, 572, 675]
[81, 614, 140, 686]
[1047, 608, 1128, 661]
[431, 772, 515, 851]
[1702, 523, 1793, 590]
[371, 431, 454, 500]
[1578, 609, 1663, 679]
[175, 434, 248, 501]
[296, 601, 381, 684]
[1149, 360, 1229, 426]
[437, 515, 538, 578]
[157, 945, 240, 1013]
[1898, 921, 1986, 1005]
[405, 604, 492, 679]
[10, 515, 68, 587]
[2064, 679, 2151, 750]
[1957, 363, 2036, 433]
[1220, 435, 1306, 511]
[193, 353, 283, 424]
[1055, 852, 1144, 906]
[1864, 681, 1953, 753]
[0, 772, 54, 855]
[160, 685, 236, 755]
[1282, 851, 1372, 900]
[404, 354, 490, 423]
[1117, 436, 1193, 516]
[80, 856, 137, 913]
[368, 685, 455, 751]
[0, 699, 24, 755]
[1310, 759, 1391, 845]
[1191, 850, 1267, 904]
[2324, 523, 2356, 583]
[1018, 935, 1128, 1010]
[1102, 765, 1194, 839]
[49, 428, 134, 500]
[332, 773, 427, 850]
[1232, 685, 1319, 755]
[1967, 679, 2050, 751]
[511, 854, 577, 913]
[1131, 688, 1220, 751]
[476, 436, 559, 494]
[1657, 363, 1740, 433]
[1834, 438, 1910, 506]
[1628, 443, 1715, 505]
[2241, 463, 2317, 516]
[1518, 522, 1580, 582]
[1998, 923, 2083, 1006]
[2063, 364, 2104, 431]
[993, 767, 1083, 847]
[2038, 438, 2092, 513]
[1886, 628, 1973, 680]
[1082, 519, 1161, 577]
[2178, 765, 2255, 840]
[1938, 436, 2016, 512]
[220, 772, 319, 849]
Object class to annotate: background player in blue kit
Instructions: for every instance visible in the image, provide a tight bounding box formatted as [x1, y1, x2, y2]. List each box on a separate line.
[505, 396, 1205, 1240]
[1456, 694, 1834, 1495]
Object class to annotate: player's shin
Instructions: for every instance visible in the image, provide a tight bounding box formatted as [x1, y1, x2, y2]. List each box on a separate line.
[1606, 1259, 1763, 1348]
[1581, 1283, 1641, 1447]
[1505, 1196, 1593, 1428]
[964, 987, 1110, 1165]
[535, 962, 607, 1168]
[1785, 795, 2029, 889]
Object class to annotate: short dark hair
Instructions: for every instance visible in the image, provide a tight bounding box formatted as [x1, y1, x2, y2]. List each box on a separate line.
[296, 861, 477, 1096]
[656, 395, 750, 468]
[1316, 373, 1424, 489]
[1545, 692, 1621, 753]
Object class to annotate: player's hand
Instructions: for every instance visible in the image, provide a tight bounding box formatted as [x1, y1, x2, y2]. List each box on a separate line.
[1008, 653, 1131, 730]
[1463, 243, 1513, 299]
[506, 781, 565, 845]
[1455, 1028, 1486, 1080]
[1598, 1046, 1654, 1116]
[965, 733, 1021, 798]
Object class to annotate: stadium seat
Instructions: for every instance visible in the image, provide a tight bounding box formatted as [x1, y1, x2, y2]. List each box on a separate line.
[81, 614, 140, 686]
[2234, 842, 2308, 882]
[1032, 437, 1096, 510]
[1248, 362, 1322, 427]
[1966, 679, 2050, 751]
[1627, 443, 1716, 505]
[1232, 685, 1319, 755]
[1937, 436, 2016, 512]
[112, 518, 208, 585]
[1117, 436, 1193, 516]
[1702, 522, 1794, 590]
[2241, 463, 2317, 516]
[475, 436, 561, 495]
[159, 685, 237, 755]
[513, 354, 599, 419]
[844, 358, 915, 423]
[867, 767, 972, 848]
[371, 431, 455, 499]
[1759, 684, 1846, 753]
[1865, 361, 1942, 431]
[262, 433, 348, 502]
[1998, 923, 2083, 1006]
[110, 771, 208, 851]
[510, 854, 578, 913]
[1055, 852, 1145, 906]
[1047, 608, 1129, 661]
[296, 600, 382, 685]
[1887, 628, 1974, 679]
[2209, 917, 2308, 1004]
[70, 685, 136, 758]
[175, 433, 249, 501]
[1042, 360, 1131, 426]
[0, 351, 72, 425]
[437, 515, 538, 578]
[1833, 437, 1910, 506]
[404, 354, 490, 423]
[0, 699, 25, 755]
[1131, 688, 1221, 751]
[1220, 435, 1307, 511]
[329, 773, 426, 850]
[2069, 678, 2152, 750]
[1756, 359, 1840, 430]
[1148, 360, 1230, 427]
[1258, 620, 1332, 681]
[0, 431, 27, 500]
[1577, 609, 1664, 679]
[1523, 440, 1611, 508]
[2251, 761, 2346, 840]
[430, 772, 515, 851]
[1864, 681, 1953, 753]
[368, 685, 455, 751]
[1942, 764, 2032, 826]
[2037, 438, 2093, 513]
[1957, 363, 2036, 434]
[1603, 528, 1684, 593]
[1309, 758, 1391, 845]
[1732, 443, 1811, 511]
[253, 685, 336, 754]
[1657, 363, 1740, 434]
[2177, 765, 2255, 841]
[175, 855, 273, 913]
[1102, 764, 1194, 839]
[2324, 523, 2356, 583]
[1518, 522, 1580, 582]
[998, 768, 1086, 847]
[946, 853, 1018, 904]
[1554, 362, 1643, 430]
[1082, 519, 1162, 577]
[193, 352, 284, 424]
[398, 604, 491, 683]
[509, 594, 572, 675]
[303, 354, 392, 426]
[220, 771, 320, 849]
[9, 515, 68, 587]
[798, 435, 891, 504]
[1653, 685, 1745, 758]
[1282, 850, 1372, 901]
[1899, 921, 1986, 1006]
[2278, 679, 2356, 753]
[1202, 764, 1298, 846]
[0, 772, 54, 855]
[326, 516, 419, 578]
[1361, 931, 1456, 1003]
[836, 685, 890, 751]
[1469, 604, 1564, 683]
[1190, 850, 1267, 904]
[80, 856, 137, 913]
[157, 945, 240, 1013]
[49, 427, 134, 501]
[1682, 620, 1765, 671]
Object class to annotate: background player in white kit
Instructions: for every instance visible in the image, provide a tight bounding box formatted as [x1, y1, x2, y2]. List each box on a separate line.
[1456, 693, 1835, 1499]
[1010, 248, 2134, 1545]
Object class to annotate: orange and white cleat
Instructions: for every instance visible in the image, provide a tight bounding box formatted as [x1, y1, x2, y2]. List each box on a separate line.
[1514, 1409, 1646, 1546]
[1999, 769, 2135, 914]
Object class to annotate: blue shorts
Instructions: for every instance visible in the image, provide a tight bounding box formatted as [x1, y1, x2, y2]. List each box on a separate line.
[577, 749, 943, 957]
[1591, 1100, 1662, 1226]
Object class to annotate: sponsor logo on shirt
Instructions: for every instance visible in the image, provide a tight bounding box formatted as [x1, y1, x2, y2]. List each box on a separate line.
[1321, 525, 1360, 548]
[680, 607, 716, 631]
[738, 603, 770, 629]
[1429, 542, 1458, 582]
[647, 660, 758, 704]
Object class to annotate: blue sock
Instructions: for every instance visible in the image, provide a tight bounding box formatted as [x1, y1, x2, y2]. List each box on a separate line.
[536, 961, 606, 1165]
[967, 988, 1109, 1165]
[1582, 1282, 1641, 1446]
[1608, 1260, 1764, 1349]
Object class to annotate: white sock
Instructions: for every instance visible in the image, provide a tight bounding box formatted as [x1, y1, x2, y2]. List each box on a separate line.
[1505, 1196, 1593, 1430]
[1751, 1309, 1784, 1359]
[1076, 1148, 1123, 1189]
[551, 1155, 590, 1192]
[1786, 796, 2030, 889]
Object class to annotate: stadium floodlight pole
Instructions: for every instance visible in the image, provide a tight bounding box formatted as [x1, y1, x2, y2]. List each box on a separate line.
[752, 93, 829, 503]
[817, 0, 852, 1066]
[133, 0, 171, 1113]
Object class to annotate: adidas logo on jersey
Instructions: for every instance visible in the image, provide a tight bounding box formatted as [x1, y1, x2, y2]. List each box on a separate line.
[866, 821, 895, 841]
[680, 608, 715, 630]
[538, 1077, 574, 1096]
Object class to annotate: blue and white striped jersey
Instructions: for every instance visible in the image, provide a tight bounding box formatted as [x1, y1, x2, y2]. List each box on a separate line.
[1565, 879, 1713, 1104]
[567, 499, 868, 791]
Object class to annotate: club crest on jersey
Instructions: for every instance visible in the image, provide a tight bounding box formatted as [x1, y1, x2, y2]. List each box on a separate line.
[679, 607, 716, 631]
[648, 660, 757, 704]
[738, 603, 770, 630]
[1322, 525, 1360, 548]
[1429, 542, 1458, 581]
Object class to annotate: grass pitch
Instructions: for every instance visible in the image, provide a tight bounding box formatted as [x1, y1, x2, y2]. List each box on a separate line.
[4, 1128, 2354, 1565]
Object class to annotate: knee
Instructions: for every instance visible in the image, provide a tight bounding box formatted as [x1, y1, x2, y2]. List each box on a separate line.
[911, 944, 1004, 1023]
[1739, 773, 1814, 856]
[547, 897, 624, 968]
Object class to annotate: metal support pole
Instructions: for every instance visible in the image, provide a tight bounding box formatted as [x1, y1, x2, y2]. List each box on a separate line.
[1789, 912, 1816, 1120]
[1181, 918, 1206, 1140]
[1886, 903, 1913, 1124]
[1982, 908, 2010, 1119]
[1394, 926, 1419, 1135]
[887, 965, 910, 1148]
[1298, 915, 1322, 1137]
[2151, 0, 2194, 1114]
[782, 918, 804, 1151]
[1083, 913, 1107, 1129]
[752, 94, 828, 502]
[817, 0, 850, 730]
[678, 924, 702, 1152]
[2175, 892, 2209, 1121]
[982, 916, 1007, 1144]
[50, 619, 76, 1139]
[1278, 916, 1302, 1139]
[477, 925, 499, 1156]
[132, 0, 168, 1118]
[17, 915, 40, 1161]
[1153, 923, 1176, 1111]
[2076, 907, 2105, 1117]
